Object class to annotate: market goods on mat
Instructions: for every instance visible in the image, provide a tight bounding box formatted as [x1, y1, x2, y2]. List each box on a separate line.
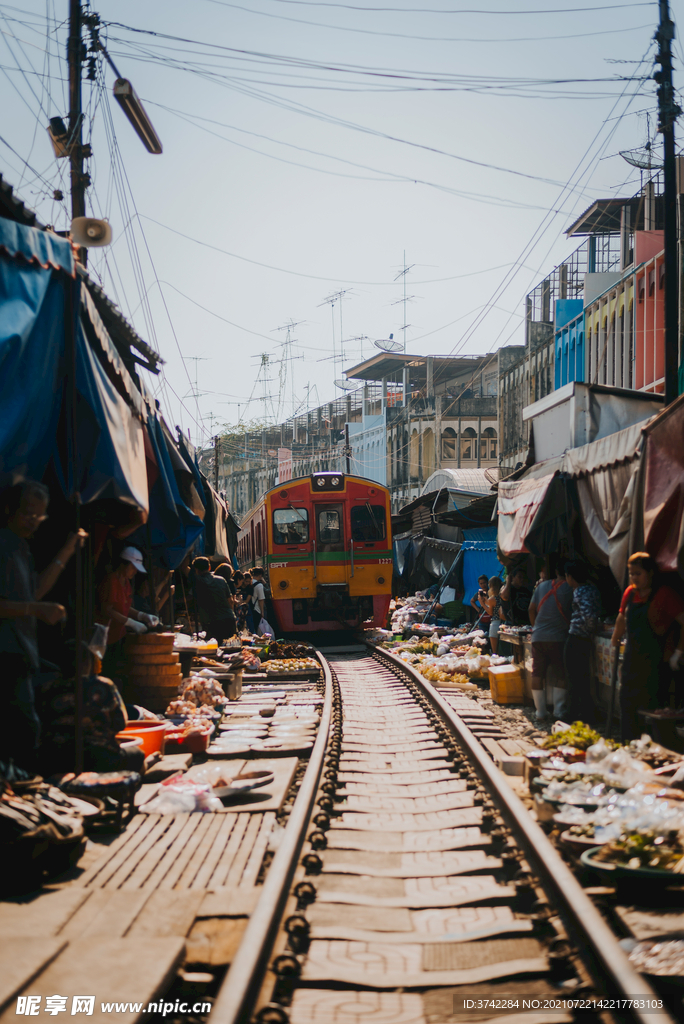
[593, 829, 684, 871]
[541, 722, 604, 751]
[625, 938, 684, 976]
[180, 676, 227, 706]
[165, 698, 217, 717]
[266, 641, 315, 659]
[241, 651, 261, 672]
[264, 658, 319, 673]
[420, 666, 471, 686]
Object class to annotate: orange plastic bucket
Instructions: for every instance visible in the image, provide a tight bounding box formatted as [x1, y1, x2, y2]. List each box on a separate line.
[117, 721, 167, 757]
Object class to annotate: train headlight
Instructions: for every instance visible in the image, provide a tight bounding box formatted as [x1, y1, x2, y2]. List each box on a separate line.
[377, 576, 385, 585]
[279, 579, 289, 590]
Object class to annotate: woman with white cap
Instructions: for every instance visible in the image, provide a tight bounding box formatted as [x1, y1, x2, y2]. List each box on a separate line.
[97, 547, 159, 676]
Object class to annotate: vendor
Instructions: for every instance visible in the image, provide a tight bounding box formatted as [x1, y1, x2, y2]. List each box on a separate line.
[611, 552, 684, 742]
[0, 479, 87, 767]
[97, 547, 159, 675]
[528, 565, 572, 722]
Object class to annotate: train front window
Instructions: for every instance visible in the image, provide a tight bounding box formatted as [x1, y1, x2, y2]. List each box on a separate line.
[351, 504, 386, 542]
[316, 505, 344, 551]
[273, 507, 309, 544]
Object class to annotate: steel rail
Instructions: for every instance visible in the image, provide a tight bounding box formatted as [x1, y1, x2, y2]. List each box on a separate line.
[374, 644, 674, 1024]
[211, 651, 333, 1024]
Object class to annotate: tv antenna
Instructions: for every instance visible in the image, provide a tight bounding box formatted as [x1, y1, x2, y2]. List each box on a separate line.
[318, 289, 352, 379]
[393, 251, 415, 352]
[345, 335, 370, 362]
[183, 355, 209, 442]
[251, 352, 277, 427]
[274, 320, 306, 420]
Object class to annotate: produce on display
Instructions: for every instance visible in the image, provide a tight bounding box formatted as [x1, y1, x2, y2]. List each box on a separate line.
[180, 676, 227, 706]
[593, 829, 684, 871]
[265, 658, 319, 673]
[541, 723, 604, 752]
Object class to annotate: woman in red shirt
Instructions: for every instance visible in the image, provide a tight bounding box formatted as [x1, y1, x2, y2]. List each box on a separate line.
[97, 547, 158, 677]
[611, 552, 684, 741]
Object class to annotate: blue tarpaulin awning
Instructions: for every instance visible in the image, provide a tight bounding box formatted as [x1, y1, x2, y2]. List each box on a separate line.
[461, 530, 504, 605]
[0, 218, 149, 514]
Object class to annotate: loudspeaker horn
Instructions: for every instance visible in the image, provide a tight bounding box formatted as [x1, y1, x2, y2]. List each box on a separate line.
[70, 217, 113, 248]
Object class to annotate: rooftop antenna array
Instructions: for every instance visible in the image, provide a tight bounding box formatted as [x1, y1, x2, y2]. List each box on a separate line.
[252, 352, 277, 427]
[318, 289, 352, 381]
[393, 251, 415, 352]
[273, 320, 306, 421]
[183, 355, 209, 442]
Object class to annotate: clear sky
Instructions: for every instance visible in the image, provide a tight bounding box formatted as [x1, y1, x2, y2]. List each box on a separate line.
[1, 0, 675, 445]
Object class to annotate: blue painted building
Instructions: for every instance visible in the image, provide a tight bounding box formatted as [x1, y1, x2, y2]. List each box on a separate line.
[554, 298, 584, 389]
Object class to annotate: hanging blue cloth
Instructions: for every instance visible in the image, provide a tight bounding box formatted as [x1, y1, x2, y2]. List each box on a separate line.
[0, 232, 68, 480]
[461, 539, 505, 607]
[126, 413, 204, 568]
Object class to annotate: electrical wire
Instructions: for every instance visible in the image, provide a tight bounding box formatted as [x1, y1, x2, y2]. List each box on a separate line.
[200, 0, 653, 45]
[444, 40, 655, 361]
[141, 216, 548, 287]
[142, 98, 563, 211]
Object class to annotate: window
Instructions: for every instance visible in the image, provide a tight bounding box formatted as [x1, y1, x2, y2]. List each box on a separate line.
[461, 427, 477, 461]
[483, 427, 497, 460]
[255, 522, 261, 556]
[441, 427, 457, 461]
[318, 508, 341, 543]
[273, 507, 309, 544]
[351, 504, 386, 542]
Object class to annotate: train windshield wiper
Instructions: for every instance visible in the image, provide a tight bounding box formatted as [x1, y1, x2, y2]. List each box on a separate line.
[365, 501, 381, 539]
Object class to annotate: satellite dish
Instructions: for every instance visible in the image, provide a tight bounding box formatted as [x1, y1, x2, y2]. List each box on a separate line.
[374, 338, 403, 353]
[334, 379, 358, 391]
[619, 148, 662, 171]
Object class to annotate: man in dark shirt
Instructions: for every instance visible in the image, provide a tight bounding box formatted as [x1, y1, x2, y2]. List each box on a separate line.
[501, 568, 533, 626]
[0, 480, 86, 767]
[192, 556, 237, 642]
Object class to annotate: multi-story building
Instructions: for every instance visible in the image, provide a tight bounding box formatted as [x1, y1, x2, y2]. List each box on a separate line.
[212, 352, 500, 518]
[497, 208, 625, 470]
[556, 189, 667, 395]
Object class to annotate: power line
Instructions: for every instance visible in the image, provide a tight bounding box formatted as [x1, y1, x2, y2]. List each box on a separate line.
[200, 0, 652, 44]
[141, 216, 552, 286]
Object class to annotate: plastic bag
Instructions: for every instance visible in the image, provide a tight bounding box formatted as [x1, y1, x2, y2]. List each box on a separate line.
[140, 779, 223, 814]
[88, 623, 109, 660]
[258, 617, 275, 638]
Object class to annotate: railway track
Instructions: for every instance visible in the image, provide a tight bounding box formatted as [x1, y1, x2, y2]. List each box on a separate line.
[212, 646, 675, 1024]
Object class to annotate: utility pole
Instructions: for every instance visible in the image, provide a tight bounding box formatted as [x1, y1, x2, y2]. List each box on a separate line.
[214, 435, 220, 492]
[344, 423, 351, 474]
[68, 0, 87, 264]
[656, 0, 682, 404]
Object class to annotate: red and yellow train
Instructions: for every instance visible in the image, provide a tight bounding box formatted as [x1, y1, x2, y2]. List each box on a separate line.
[237, 472, 392, 632]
